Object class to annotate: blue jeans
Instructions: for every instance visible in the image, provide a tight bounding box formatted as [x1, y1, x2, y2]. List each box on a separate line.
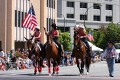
[106, 58, 115, 76]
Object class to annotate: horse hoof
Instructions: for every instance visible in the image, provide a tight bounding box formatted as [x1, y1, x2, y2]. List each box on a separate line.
[56, 72, 59, 75]
[34, 73, 37, 75]
[49, 74, 51, 76]
[86, 72, 89, 75]
[79, 74, 82, 76]
[52, 73, 56, 76]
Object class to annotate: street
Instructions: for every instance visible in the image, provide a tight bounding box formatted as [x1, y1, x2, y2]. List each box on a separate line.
[0, 61, 120, 80]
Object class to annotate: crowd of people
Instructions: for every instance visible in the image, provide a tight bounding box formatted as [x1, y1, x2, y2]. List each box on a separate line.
[0, 48, 33, 71]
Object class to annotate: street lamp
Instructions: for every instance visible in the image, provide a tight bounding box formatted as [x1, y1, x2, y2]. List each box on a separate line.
[84, 4, 102, 28]
[60, 14, 65, 32]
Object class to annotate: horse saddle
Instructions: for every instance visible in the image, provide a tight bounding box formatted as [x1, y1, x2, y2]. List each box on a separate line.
[45, 42, 58, 49]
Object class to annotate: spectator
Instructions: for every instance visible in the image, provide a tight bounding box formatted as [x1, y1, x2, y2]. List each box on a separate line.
[104, 41, 118, 77]
[0, 49, 7, 60]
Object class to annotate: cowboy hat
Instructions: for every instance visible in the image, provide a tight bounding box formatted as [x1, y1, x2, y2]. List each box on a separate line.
[108, 40, 114, 45]
[51, 23, 57, 27]
[74, 25, 80, 30]
[35, 26, 40, 30]
[79, 24, 85, 29]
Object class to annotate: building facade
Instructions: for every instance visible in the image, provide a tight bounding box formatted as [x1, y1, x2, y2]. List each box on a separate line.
[0, 0, 57, 52]
[57, 0, 120, 42]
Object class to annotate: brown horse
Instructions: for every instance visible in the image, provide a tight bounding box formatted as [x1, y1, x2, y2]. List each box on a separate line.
[73, 32, 91, 75]
[24, 37, 43, 75]
[45, 34, 61, 76]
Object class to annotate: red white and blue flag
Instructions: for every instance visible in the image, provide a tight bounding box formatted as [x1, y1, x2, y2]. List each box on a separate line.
[22, 5, 38, 30]
[87, 31, 94, 41]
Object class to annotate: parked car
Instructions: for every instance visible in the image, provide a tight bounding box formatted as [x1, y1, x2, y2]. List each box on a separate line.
[114, 43, 120, 63]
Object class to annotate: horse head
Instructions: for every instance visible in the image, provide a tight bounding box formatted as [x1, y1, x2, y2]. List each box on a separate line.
[24, 37, 33, 51]
[74, 32, 79, 46]
[47, 34, 53, 45]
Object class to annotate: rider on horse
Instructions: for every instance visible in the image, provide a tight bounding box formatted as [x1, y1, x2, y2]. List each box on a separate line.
[74, 24, 91, 56]
[43, 23, 63, 57]
[31, 26, 44, 49]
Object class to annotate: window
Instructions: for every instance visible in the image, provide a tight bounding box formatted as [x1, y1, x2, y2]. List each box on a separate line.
[15, 10, 17, 27]
[80, 15, 87, 20]
[93, 15, 101, 21]
[22, 12, 24, 27]
[93, 3, 100, 9]
[54, 0, 55, 9]
[47, 0, 54, 8]
[67, 1, 74, 7]
[106, 4, 112, 10]
[67, 14, 74, 18]
[58, 27, 70, 32]
[80, 2, 87, 8]
[47, 0, 48, 7]
[106, 16, 112, 22]
[18, 11, 21, 27]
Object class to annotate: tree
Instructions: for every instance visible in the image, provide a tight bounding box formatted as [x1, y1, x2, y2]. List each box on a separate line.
[92, 22, 120, 49]
[106, 23, 120, 43]
[59, 32, 72, 51]
[92, 28, 107, 49]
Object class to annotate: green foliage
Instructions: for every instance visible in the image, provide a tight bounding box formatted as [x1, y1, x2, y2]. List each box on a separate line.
[92, 28, 107, 49]
[106, 23, 120, 42]
[59, 31, 72, 51]
[92, 22, 120, 49]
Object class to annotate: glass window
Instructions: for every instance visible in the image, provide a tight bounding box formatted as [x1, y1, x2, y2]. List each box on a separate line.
[47, 0, 48, 7]
[106, 16, 112, 22]
[93, 3, 100, 9]
[93, 15, 101, 21]
[80, 15, 87, 20]
[67, 14, 74, 18]
[67, 1, 74, 7]
[58, 27, 70, 32]
[18, 11, 21, 27]
[80, 2, 87, 8]
[22, 12, 24, 27]
[48, 0, 53, 8]
[15, 10, 17, 27]
[54, 0, 55, 9]
[106, 4, 112, 10]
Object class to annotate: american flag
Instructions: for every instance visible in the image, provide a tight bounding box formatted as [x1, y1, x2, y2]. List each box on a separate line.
[22, 5, 38, 30]
[87, 31, 94, 41]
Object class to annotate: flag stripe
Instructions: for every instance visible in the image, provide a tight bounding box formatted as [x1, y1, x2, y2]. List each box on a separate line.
[22, 5, 38, 30]
[23, 14, 31, 27]
[87, 31, 94, 41]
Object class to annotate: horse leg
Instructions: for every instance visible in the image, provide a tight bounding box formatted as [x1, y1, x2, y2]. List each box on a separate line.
[76, 59, 81, 74]
[55, 64, 59, 75]
[33, 60, 37, 75]
[38, 59, 42, 73]
[54, 60, 59, 75]
[80, 59, 84, 75]
[56, 58, 60, 75]
[52, 61, 56, 75]
[48, 59, 51, 76]
[34, 65, 37, 75]
[85, 56, 91, 75]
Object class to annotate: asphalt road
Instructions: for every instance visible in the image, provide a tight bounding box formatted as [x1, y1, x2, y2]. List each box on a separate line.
[0, 61, 120, 80]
